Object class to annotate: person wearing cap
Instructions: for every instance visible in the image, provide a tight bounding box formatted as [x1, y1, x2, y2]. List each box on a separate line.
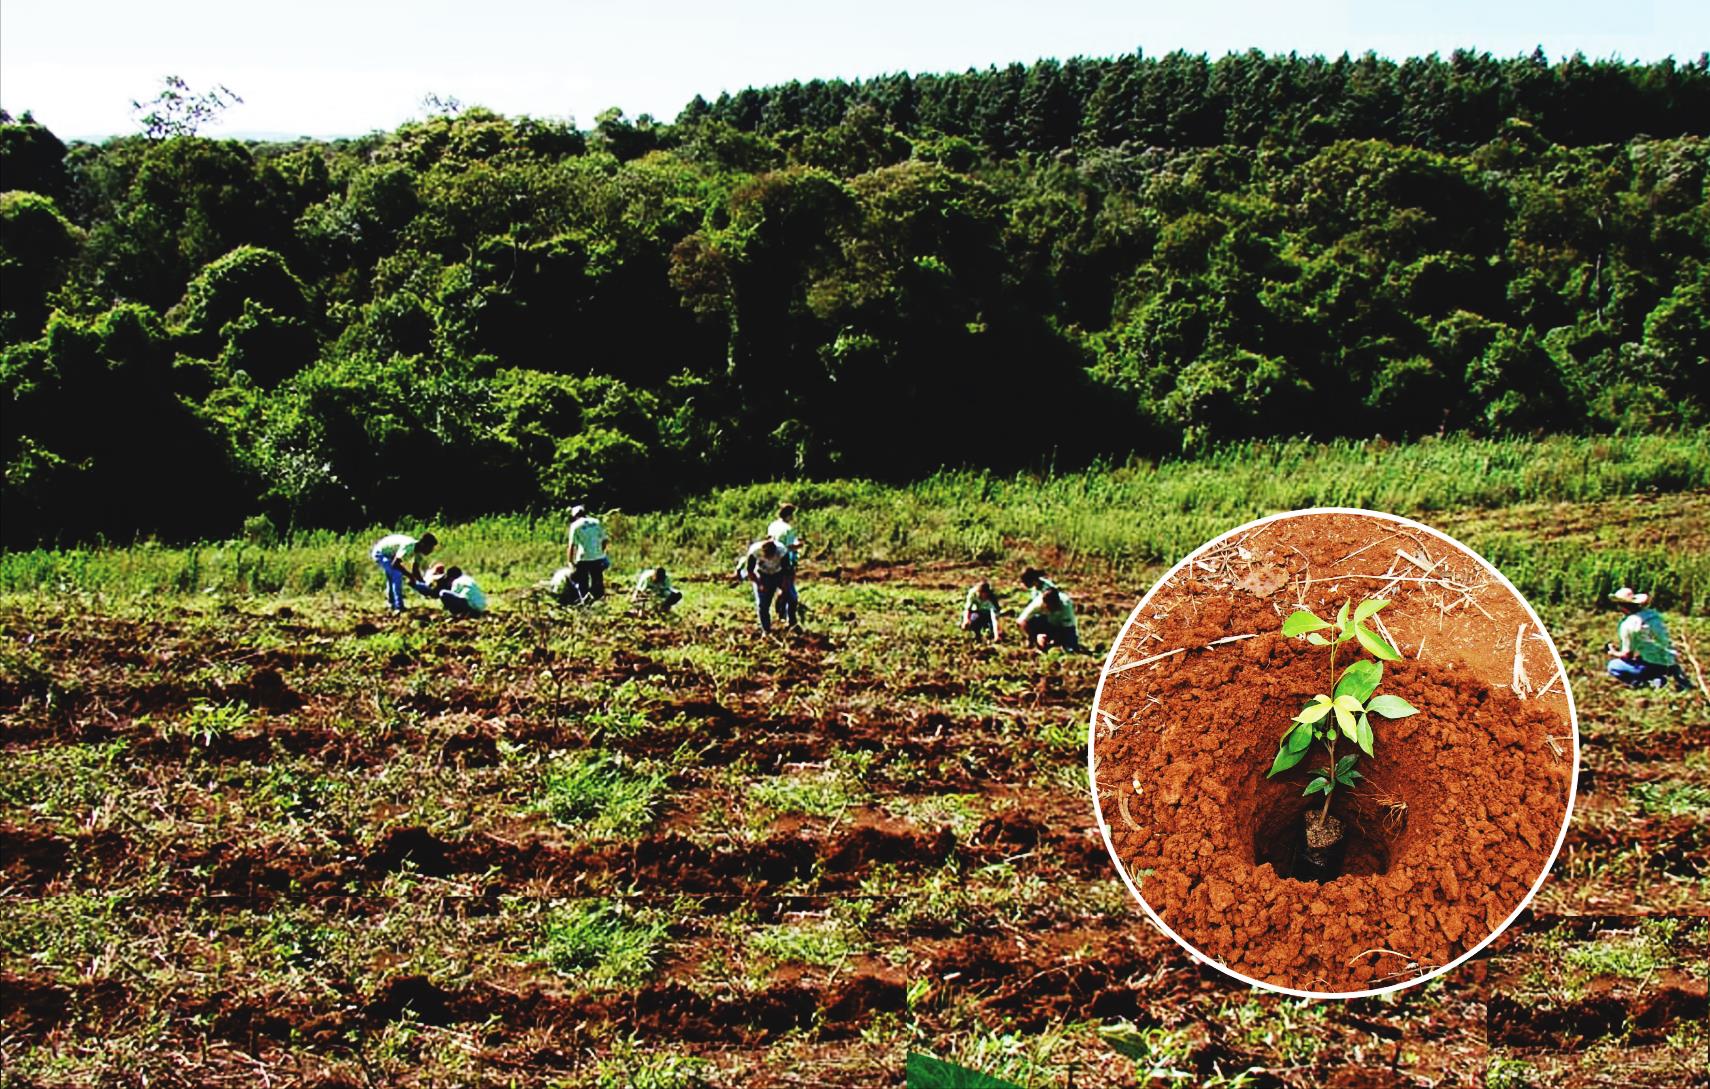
[739, 538, 795, 633]
[632, 567, 682, 613]
[435, 567, 487, 617]
[1018, 586, 1081, 652]
[566, 505, 610, 603]
[1606, 587, 1692, 690]
[371, 531, 437, 613]
[961, 580, 1003, 641]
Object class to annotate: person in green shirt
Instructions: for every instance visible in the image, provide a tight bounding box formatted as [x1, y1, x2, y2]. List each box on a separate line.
[961, 580, 1002, 641]
[370, 531, 437, 613]
[436, 567, 486, 618]
[1018, 587, 1080, 652]
[632, 567, 682, 613]
[1605, 587, 1693, 690]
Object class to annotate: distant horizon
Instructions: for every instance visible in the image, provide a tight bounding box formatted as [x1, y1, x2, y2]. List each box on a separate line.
[8, 44, 1708, 146]
[3, 0, 1704, 143]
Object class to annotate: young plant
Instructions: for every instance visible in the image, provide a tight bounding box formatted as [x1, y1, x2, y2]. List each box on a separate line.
[1267, 600, 1419, 834]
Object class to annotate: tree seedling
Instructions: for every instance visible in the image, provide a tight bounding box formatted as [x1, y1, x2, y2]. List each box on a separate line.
[1267, 599, 1419, 859]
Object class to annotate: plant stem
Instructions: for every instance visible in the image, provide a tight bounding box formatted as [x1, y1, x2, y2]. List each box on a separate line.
[1320, 625, 1338, 823]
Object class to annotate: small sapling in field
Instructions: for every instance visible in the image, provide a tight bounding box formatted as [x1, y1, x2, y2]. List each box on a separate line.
[1267, 600, 1418, 856]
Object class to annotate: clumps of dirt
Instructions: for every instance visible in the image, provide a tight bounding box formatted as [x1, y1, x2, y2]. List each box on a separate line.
[1099, 634, 1570, 992]
[1490, 973, 1708, 1048]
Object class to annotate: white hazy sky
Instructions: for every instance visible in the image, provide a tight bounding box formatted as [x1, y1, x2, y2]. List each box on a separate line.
[2, 1, 1705, 141]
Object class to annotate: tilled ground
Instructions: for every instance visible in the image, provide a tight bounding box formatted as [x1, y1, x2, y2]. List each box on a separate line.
[0, 564, 1704, 1087]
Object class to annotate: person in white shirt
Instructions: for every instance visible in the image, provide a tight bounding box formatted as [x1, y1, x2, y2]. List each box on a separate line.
[739, 539, 796, 632]
[566, 505, 610, 602]
[632, 567, 682, 612]
[768, 502, 807, 623]
[370, 531, 437, 613]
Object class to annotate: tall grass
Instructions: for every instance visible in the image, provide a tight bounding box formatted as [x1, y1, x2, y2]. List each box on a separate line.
[3, 432, 1706, 611]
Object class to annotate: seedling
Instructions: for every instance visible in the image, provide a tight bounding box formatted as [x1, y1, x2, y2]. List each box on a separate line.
[1267, 599, 1418, 855]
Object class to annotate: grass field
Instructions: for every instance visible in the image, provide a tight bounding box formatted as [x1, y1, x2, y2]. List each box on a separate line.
[2, 434, 1707, 1087]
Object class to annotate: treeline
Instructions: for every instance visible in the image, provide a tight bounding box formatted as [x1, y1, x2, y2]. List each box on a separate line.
[688, 48, 1710, 153]
[1, 49, 1707, 545]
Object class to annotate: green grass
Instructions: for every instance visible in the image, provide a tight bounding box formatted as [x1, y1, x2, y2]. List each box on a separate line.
[536, 898, 674, 991]
[537, 750, 670, 839]
[5, 431, 1707, 611]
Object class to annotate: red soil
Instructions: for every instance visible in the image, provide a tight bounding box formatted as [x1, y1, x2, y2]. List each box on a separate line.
[1094, 510, 1576, 993]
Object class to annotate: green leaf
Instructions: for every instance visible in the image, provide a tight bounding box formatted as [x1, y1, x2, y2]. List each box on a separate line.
[1335, 754, 1358, 776]
[1335, 600, 1350, 633]
[1296, 701, 1331, 725]
[1335, 659, 1383, 702]
[1334, 704, 1357, 740]
[1336, 771, 1357, 787]
[1304, 777, 1329, 796]
[907, 1052, 1025, 1089]
[1267, 745, 1307, 778]
[1282, 610, 1329, 636]
[1357, 713, 1375, 756]
[1366, 694, 1419, 719]
[1287, 723, 1313, 753]
[1332, 693, 1364, 713]
[1306, 632, 1330, 646]
[1354, 623, 1402, 661]
[1353, 598, 1388, 623]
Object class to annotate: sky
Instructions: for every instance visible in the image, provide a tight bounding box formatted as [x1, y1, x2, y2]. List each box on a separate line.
[1, 0, 1705, 141]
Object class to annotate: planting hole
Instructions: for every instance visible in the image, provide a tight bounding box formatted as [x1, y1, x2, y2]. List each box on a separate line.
[1252, 801, 1391, 883]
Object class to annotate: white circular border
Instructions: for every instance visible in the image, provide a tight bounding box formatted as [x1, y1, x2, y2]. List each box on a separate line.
[1086, 506, 1582, 1000]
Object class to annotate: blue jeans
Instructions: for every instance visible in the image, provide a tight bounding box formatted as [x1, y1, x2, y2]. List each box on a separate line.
[373, 550, 406, 612]
[754, 571, 795, 631]
[1608, 658, 1688, 689]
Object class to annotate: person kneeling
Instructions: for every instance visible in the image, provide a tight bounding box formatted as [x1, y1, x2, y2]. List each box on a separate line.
[961, 581, 1002, 641]
[1018, 588, 1079, 652]
[632, 567, 683, 613]
[436, 567, 486, 618]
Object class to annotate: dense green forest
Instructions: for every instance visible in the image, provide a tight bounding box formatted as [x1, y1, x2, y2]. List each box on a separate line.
[2, 49, 1706, 545]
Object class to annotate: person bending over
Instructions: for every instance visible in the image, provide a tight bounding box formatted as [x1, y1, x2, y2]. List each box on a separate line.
[1018, 587, 1080, 652]
[961, 580, 1002, 641]
[371, 531, 437, 614]
[436, 567, 487, 618]
[632, 567, 683, 613]
[740, 539, 796, 633]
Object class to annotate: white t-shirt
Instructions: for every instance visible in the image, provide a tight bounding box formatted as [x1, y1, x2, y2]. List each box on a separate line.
[569, 517, 607, 563]
[768, 518, 800, 551]
[746, 540, 790, 576]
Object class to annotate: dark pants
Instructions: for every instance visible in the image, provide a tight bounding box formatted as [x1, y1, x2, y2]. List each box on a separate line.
[754, 571, 796, 632]
[1608, 658, 1692, 690]
[962, 609, 999, 640]
[1023, 613, 1079, 651]
[573, 558, 608, 602]
[440, 592, 478, 617]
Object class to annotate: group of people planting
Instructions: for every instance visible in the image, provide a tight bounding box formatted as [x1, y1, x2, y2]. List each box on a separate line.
[369, 532, 487, 617]
[368, 504, 1086, 652]
[373, 520, 1695, 687]
[961, 567, 1084, 652]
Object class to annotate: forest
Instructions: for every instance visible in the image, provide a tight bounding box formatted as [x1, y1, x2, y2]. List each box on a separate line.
[1, 48, 1706, 545]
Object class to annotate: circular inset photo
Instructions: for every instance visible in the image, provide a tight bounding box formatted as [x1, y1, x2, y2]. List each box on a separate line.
[1089, 508, 1578, 997]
